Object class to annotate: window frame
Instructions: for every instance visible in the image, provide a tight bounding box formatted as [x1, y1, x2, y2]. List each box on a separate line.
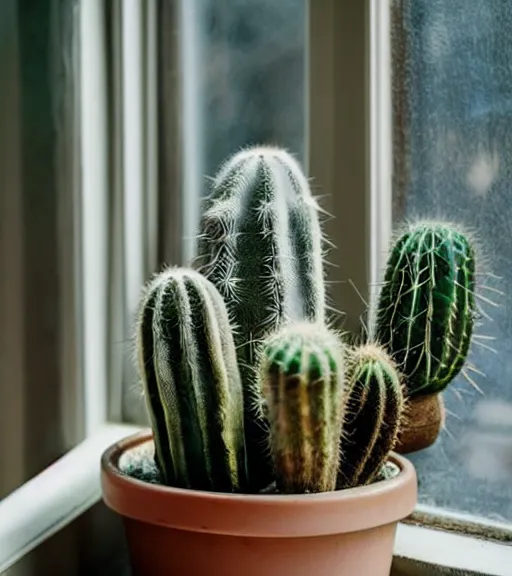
[80, 0, 110, 435]
[1, 0, 511, 574]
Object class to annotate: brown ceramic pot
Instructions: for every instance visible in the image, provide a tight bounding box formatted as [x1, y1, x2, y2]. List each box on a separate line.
[101, 430, 417, 576]
[395, 393, 445, 454]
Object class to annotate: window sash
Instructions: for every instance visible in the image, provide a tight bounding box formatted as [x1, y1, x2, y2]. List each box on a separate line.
[80, 0, 110, 434]
[308, 0, 370, 336]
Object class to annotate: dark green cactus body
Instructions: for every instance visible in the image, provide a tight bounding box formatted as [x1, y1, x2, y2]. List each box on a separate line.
[136, 267, 246, 493]
[258, 323, 344, 494]
[337, 344, 405, 489]
[195, 146, 326, 491]
[375, 222, 476, 397]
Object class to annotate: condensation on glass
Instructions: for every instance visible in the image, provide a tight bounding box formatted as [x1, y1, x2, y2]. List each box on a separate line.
[392, 0, 512, 522]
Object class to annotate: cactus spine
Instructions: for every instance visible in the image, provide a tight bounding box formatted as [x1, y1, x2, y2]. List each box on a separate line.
[375, 222, 476, 397]
[136, 267, 246, 492]
[337, 344, 405, 489]
[195, 146, 326, 490]
[258, 322, 345, 494]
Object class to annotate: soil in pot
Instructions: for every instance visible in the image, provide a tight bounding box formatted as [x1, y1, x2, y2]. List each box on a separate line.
[101, 431, 418, 576]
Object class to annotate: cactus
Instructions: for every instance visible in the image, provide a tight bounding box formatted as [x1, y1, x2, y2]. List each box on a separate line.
[194, 146, 326, 491]
[258, 322, 345, 494]
[375, 221, 476, 397]
[337, 344, 405, 489]
[127, 144, 414, 496]
[135, 266, 247, 493]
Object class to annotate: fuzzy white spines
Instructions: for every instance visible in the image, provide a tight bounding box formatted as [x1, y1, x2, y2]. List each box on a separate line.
[375, 221, 477, 397]
[194, 146, 327, 491]
[136, 266, 247, 492]
[259, 322, 345, 493]
[196, 146, 325, 327]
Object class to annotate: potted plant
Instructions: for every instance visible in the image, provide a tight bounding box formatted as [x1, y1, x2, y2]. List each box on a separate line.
[101, 147, 418, 575]
[374, 221, 480, 453]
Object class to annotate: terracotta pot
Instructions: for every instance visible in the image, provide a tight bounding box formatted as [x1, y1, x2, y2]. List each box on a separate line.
[101, 430, 417, 576]
[395, 393, 445, 454]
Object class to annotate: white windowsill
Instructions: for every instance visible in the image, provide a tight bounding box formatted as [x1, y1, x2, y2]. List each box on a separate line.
[0, 423, 142, 573]
[395, 523, 512, 576]
[0, 423, 510, 575]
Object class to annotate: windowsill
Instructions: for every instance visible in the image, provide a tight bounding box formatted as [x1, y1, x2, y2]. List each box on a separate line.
[0, 423, 141, 573]
[1, 423, 511, 575]
[394, 523, 511, 575]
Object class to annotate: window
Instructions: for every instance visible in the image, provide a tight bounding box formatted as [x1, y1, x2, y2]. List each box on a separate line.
[392, 0, 512, 526]
[1, 0, 512, 574]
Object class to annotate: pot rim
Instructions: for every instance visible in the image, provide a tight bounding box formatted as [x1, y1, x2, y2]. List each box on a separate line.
[101, 429, 418, 538]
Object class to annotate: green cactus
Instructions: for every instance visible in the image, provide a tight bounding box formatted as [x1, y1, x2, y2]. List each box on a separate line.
[194, 146, 326, 491]
[337, 344, 405, 489]
[258, 322, 345, 494]
[135, 266, 247, 493]
[127, 144, 418, 496]
[375, 221, 476, 397]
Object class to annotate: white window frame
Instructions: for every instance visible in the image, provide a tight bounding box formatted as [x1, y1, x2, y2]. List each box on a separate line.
[81, 0, 110, 436]
[1, 0, 511, 574]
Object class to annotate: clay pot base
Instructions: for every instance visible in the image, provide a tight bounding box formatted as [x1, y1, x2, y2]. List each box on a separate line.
[119, 440, 401, 493]
[395, 393, 445, 454]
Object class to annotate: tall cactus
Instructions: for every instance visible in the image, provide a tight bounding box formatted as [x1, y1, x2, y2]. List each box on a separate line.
[375, 222, 477, 397]
[135, 266, 246, 493]
[337, 344, 405, 489]
[194, 146, 326, 490]
[258, 322, 345, 494]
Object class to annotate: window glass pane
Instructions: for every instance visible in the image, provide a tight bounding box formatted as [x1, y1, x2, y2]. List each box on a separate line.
[392, 0, 512, 522]
[200, 0, 306, 179]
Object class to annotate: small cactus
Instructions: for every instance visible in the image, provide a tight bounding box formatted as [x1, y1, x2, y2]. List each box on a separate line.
[375, 221, 476, 397]
[194, 146, 327, 490]
[258, 322, 345, 494]
[136, 267, 246, 492]
[337, 344, 405, 489]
